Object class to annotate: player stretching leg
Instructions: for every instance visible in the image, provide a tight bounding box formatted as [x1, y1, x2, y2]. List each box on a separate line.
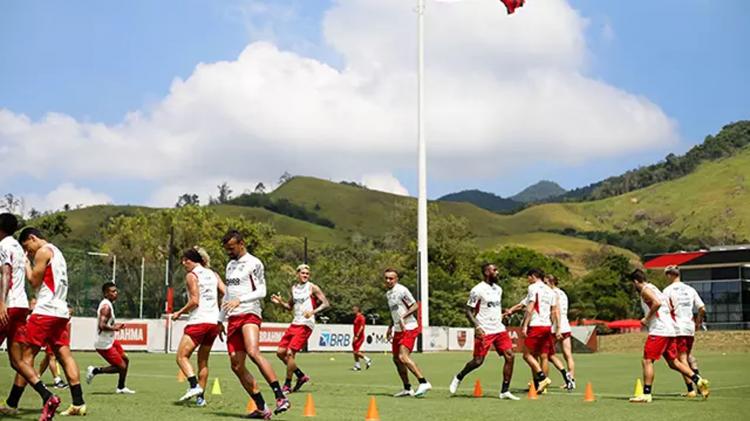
[351, 306, 372, 371]
[450, 264, 519, 400]
[628, 269, 710, 403]
[662, 265, 708, 399]
[271, 264, 329, 394]
[173, 248, 225, 406]
[545, 275, 575, 390]
[0, 214, 32, 415]
[223, 230, 290, 418]
[15, 227, 86, 418]
[87, 282, 135, 394]
[384, 268, 431, 398]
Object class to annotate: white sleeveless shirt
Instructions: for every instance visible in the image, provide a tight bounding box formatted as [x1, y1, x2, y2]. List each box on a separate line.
[33, 244, 70, 319]
[0, 236, 28, 309]
[187, 265, 221, 325]
[95, 298, 116, 350]
[291, 282, 316, 329]
[640, 283, 676, 337]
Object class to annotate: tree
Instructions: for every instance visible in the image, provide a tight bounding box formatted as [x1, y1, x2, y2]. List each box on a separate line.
[216, 182, 233, 204]
[175, 193, 200, 208]
[278, 172, 294, 186]
[254, 183, 266, 194]
[36, 214, 72, 239]
[63, 204, 71, 212]
[1, 193, 21, 214]
[28, 208, 41, 219]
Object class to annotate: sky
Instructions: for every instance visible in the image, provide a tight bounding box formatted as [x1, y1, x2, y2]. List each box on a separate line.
[1, 0, 748, 212]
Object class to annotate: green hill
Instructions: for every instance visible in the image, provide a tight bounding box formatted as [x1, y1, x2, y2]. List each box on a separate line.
[510, 180, 567, 203]
[437, 189, 522, 213]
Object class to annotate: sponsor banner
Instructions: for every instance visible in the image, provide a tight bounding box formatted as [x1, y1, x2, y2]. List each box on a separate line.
[424, 326, 449, 351]
[309, 324, 392, 352]
[115, 323, 148, 346]
[68, 317, 153, 351]
[448, 328, 474, 351]
[168, 320, 290, 353]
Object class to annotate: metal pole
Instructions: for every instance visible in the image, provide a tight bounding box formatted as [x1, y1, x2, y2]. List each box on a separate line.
[304, 237, 308, 264]
[112, 254, 117, 283]
[417, 0, 430, 343]
[139, 257, 145, 319]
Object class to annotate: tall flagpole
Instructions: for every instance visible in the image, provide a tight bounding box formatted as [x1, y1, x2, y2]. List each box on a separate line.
[417, 0, 429, 343]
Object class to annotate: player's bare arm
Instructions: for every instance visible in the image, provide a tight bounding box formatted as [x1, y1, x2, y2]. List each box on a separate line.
[172, 273, 199, 321]
[551, 303, 561, 339]
[464, 305, 484, 338]
[521, 299, 535, 335]
[640, 288, 661, 326]
[98, 305, 121, 332]
[270, 293, 292, 311]
[0, 263, 10, 325]
[26, 246, 52, 289]
[503, 302, 524, 318]
[695, 306, 706, 330]
[306, 284, 329, 318]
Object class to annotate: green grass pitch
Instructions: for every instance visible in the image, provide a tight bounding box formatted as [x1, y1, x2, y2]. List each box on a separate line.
[1, 351, 747, 420]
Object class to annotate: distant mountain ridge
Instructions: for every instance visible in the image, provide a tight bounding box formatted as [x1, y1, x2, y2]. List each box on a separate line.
[437, 189, 522, 213]
[510, 180, 567, 203]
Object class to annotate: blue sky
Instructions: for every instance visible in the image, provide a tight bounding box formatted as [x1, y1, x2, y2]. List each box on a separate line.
[1, 0, 748, 210]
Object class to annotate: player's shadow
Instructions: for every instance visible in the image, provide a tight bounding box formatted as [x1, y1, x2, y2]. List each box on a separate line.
[91, 392, 118, 395]
[209, 410, 253, 418]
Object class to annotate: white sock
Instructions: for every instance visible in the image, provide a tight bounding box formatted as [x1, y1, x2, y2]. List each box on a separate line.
[354, 362, 361, 368]
[54, 376, 62, 383]
[365, 356, 371, 362]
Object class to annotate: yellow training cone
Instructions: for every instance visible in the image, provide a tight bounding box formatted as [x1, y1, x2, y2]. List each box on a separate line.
[211, 378, 222, 395]
[633, 378, 643, 397]
[246, 398, 257, 413]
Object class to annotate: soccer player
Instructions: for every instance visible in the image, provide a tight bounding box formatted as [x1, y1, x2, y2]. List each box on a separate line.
[662, 265, 707, 398]
[172, 248, 225, 406]
[271, 264, 329, 394]
[384, 268, 432, 397]
[628, 269, 710, 403]
[0, 213, 31, 415]
[86, 282, 135, 394]
[14, 227, 86, 418]
[351, 305, 372, 371]
[449, 263, 519, 400]
[545, 274, 575, 390]
[518, 269, 556, 394]
[222, 230, 290, 418]
[38, 304, 72, 390]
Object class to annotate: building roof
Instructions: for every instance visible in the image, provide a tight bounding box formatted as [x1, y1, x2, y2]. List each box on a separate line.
[644, 248, 750, 269]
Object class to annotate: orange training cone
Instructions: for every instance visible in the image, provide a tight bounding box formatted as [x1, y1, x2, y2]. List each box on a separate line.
[246, 398, 257, 413]
[177, 370, 186, 383]
[303, 393, 316, 417]
[365, 396, 380, 421]
[583, 382, 595, 402]
[528, 380, 539, 400]
[473, 379, 483, 397]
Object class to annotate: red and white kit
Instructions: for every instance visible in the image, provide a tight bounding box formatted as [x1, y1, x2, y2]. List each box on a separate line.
[466, 282, 512, 357]
[522, 280, 556, 356]
[641, 283, 678, 361]
[26, 244, 71, 349]
[278, 282, 317, 352]
[663, 282, 704, 354]
[224, 253, 266, 354]
[95, 298, 126, 366]
[184, 265, 221, 346]
[552, 287, 572, 339]
[386, 284, 419, 355]
[352, 313, 366, 352]
[0, 236, 29, 345]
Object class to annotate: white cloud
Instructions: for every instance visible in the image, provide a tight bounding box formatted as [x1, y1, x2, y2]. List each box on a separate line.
[361, 173, 410, 196]
[0, 0, 678, 202]
[23, 183, 112, 213]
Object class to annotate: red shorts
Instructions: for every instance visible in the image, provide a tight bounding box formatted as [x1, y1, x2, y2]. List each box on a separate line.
[559, 332, 572, 340]
[643, 335, 678, 361]
[675, 336, 695, 355]
[0, 308, 28, 345]
[352, 335, 365, 352]
[473, 331, 513, 358]
[226, 313, 262, 354]
[185, 323, 220, 347]
[392, 329, 419, 355]
[96, 340, 126, 367]
[278, 324, 312, 352]
[25, 315, 70, 349]
[524, 326, 555, 356]
[44, 346, 55, 356]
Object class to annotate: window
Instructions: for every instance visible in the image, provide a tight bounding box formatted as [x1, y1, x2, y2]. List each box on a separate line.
[711, 266, 740, 280]
[683, 269, 710, 282]
[742, 266, 750, 280]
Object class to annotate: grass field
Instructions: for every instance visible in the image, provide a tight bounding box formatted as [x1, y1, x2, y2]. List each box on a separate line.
[1, 351, 747, 420]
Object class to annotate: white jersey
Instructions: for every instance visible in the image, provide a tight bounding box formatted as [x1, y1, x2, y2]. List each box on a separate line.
[386, 283, 418, 332]
[33, 244, 69, 319]
[466, 281, 506, 335]
[291, 282, 316, 329]
[663, 282, 705, 337]
[640, 283, 676, 337]
[523, 281, 555, 327]
[552, 287, 571, 334]
[0, 236, 28, 309]
[95, 298, 116, 350]
[187, 265, 221, 325]
[224, 252, 266, 318]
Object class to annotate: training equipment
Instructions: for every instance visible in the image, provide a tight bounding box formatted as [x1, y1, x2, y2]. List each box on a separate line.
[697, 378, 710, 399]
[449, 376, 461, 395]
[211, 378, 222, 395]
[537, 377, 552, 394]
[633, 378, 643, 397]
[527, 381, 538, 400]
[473, 379, 483, 397]
[274, 397, 291, 415]
[60, 404, 87, 416]
[499, 391, 520, 400]
[583, 382, 595, 402]
[246, 398, 257, 413]
[177, 370, 186, 383]
[365, 396, 380, 421]
[294, 375, 311, 393]
[246, 404, 272, 419]
[196, 396, 206, 407]
[303, 393, 316, 417]
[86, 366, 96, 385]
[179, 386, 203, 401]
[415, 382, 432, 397]
[629, 394, 652, 403]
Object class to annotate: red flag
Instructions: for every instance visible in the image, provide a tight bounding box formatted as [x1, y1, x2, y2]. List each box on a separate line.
[500, 0, 525, 14]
